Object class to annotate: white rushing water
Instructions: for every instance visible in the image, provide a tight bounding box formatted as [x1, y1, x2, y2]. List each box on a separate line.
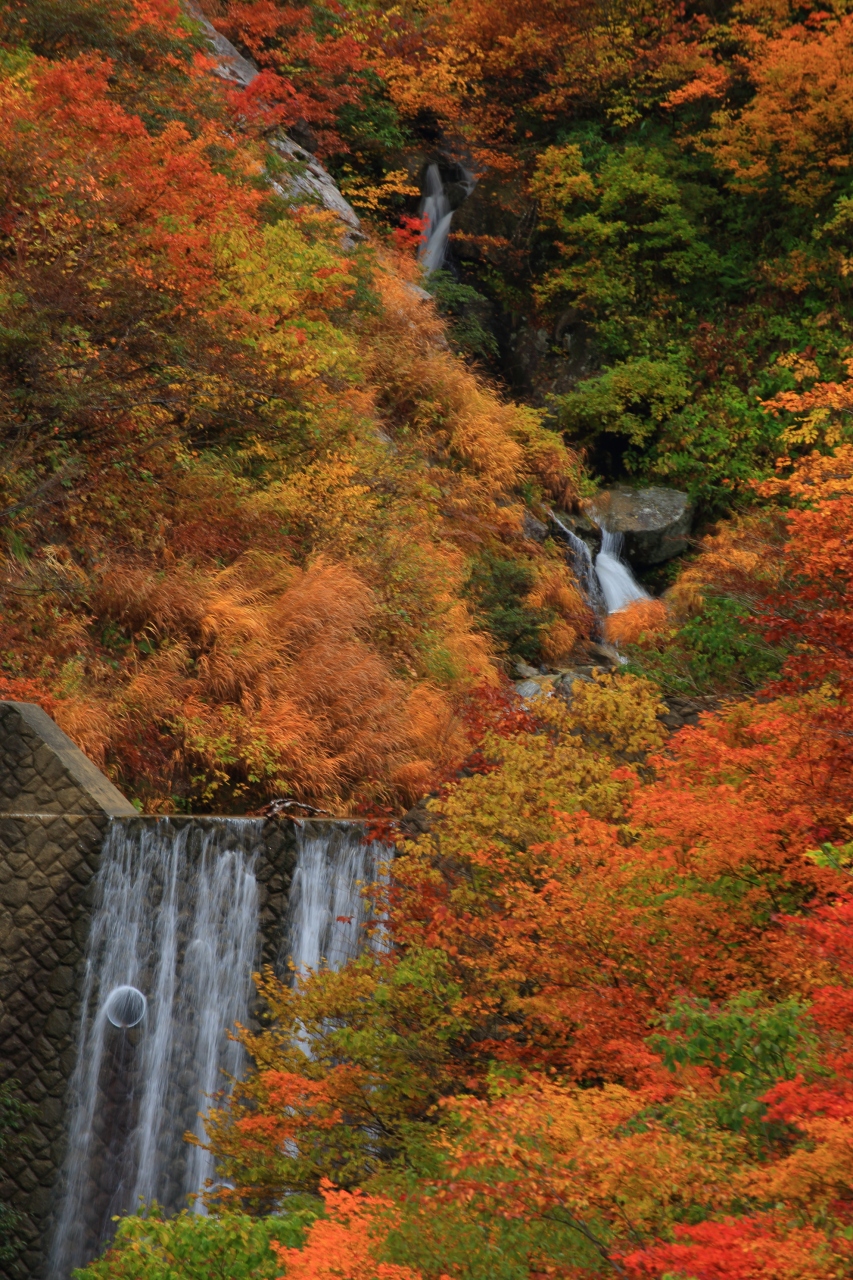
[51, 820, 262, 1278]
[549, 511, 606, 615]
[595, 529, 650, 614]
[52, 817, 386, 1277]
[549, 512, 649, 620]
[285, 823, 388, 976]
[418, 163, 476, 276]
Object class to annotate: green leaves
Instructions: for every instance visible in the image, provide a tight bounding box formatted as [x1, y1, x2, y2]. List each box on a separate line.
[533, 143, 717, 357]
[554, 354, 691, 449]
[71, 1206, 318, 1279]
[649, 991, 819, 1136]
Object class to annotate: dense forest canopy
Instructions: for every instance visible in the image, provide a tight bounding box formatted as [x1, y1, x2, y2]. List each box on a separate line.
[2, 0, 853, 1275]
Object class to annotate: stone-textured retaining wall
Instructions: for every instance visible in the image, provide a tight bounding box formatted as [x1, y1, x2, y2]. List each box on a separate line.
[0, 702, 138, 820]
[0, 813, 109, 1279]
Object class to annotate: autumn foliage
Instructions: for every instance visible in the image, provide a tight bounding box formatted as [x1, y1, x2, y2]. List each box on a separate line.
[8, 0, 853, 1277]
[164, 449, 853, 1280]
[0, 0, 585, 813]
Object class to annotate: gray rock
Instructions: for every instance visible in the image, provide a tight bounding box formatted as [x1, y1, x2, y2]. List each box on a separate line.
[515, 661, 541, 679]
[588, 641, 623, 668]
[183, 0, 259, 89]
[586, 486, 693, 565]
[515, 680, 544, 700]
[556, 670, 593, 704]
[523, 511, 549, 543]
[269, 138, 364, 238]
[183, 1, 364, 242]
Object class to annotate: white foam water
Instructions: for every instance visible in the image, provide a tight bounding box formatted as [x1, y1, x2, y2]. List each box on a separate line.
[595, 529, 651, 614]
[285, 823, 388, 976]
[51, 817, 387, 1277]
[418, 163, 475, 275]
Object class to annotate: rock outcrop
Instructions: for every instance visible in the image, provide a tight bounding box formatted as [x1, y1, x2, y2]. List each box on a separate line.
[586, 485, 693, 565]
[183, 1, 363, 239]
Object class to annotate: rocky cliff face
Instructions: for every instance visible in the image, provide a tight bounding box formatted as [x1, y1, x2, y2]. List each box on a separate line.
[184, 0, 363, 240]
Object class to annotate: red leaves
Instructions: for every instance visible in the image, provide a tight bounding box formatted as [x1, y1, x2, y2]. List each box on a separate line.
[622, 1215, 853, 1280]
[216, 0, 371, 153]
[392, 215, 427, 254]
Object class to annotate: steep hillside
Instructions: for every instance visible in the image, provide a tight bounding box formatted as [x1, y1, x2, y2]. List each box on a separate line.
[0, 0, 588, 813]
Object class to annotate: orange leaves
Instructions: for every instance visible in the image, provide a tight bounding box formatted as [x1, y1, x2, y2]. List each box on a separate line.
[96, 555, 463, 811]
[604, 598, 668, 647]
[710, 16, 853, 206]
[233, 1073, 346, 1153]
[441, 1079, 744, 1247]
[272, 1182, 421, 1280]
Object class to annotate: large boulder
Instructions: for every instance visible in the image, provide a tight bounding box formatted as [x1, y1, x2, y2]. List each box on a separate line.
[586, 485, 693, 565]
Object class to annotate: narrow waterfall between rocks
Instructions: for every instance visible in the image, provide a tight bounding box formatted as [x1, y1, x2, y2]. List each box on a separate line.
[549, 511, 650, 619]
[594, 529, 651, 615]
[549, 511, 606, 615]
[418, 163, 476, 276]
[284, 822, 389, 976]
[50, 819, 263, 1279]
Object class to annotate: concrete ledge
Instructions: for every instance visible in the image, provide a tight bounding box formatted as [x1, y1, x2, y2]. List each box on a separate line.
[0, 702, 137, 818]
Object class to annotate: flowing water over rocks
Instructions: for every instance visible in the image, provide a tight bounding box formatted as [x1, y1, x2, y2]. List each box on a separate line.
[594, 529, 652, 615]
[419, 163, 476, 275]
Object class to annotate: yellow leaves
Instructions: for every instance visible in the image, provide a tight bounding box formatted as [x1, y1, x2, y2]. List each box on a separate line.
[215, 213, 358, 383]
[529, 145, 596, 231]
[338, 168, 421, 215]
[566, 672, 668, 761]
[748, 1116, 853, 1215]
[254, 455, 379, 554]
[405, 672, 663, 863]
[776, 351, 822, 383]
[443, 1077, 747, 1242]
[780, 407, 847, 449]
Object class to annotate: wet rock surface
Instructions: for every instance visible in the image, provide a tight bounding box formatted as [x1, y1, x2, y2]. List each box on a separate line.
[586, 486, 693, 565]
[659, 696, 716, 731]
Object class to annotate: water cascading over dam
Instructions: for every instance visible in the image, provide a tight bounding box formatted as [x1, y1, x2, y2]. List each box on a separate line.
[43, 814, 386, 1279]
[286, 824, 388, 975]
[49, 820, 262, 1276]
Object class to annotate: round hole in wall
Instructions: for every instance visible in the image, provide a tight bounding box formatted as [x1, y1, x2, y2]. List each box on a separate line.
[104, 985, 147, 1029]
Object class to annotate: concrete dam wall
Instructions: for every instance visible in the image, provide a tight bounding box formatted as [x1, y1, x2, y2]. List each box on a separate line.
[0, 701, 381, 1278]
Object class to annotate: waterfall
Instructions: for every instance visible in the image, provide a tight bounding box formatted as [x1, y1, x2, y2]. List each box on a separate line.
[549, 511, 606, 615]
[595, 529, 651, 614]
[549, 511, 650, 620]
[50, 819, 262, 1278]
[285, 822, 388, 976]
[418, 163, 476, 276]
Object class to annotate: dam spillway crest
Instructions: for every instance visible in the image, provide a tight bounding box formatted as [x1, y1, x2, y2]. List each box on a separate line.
[0, 702, 387, 1279]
